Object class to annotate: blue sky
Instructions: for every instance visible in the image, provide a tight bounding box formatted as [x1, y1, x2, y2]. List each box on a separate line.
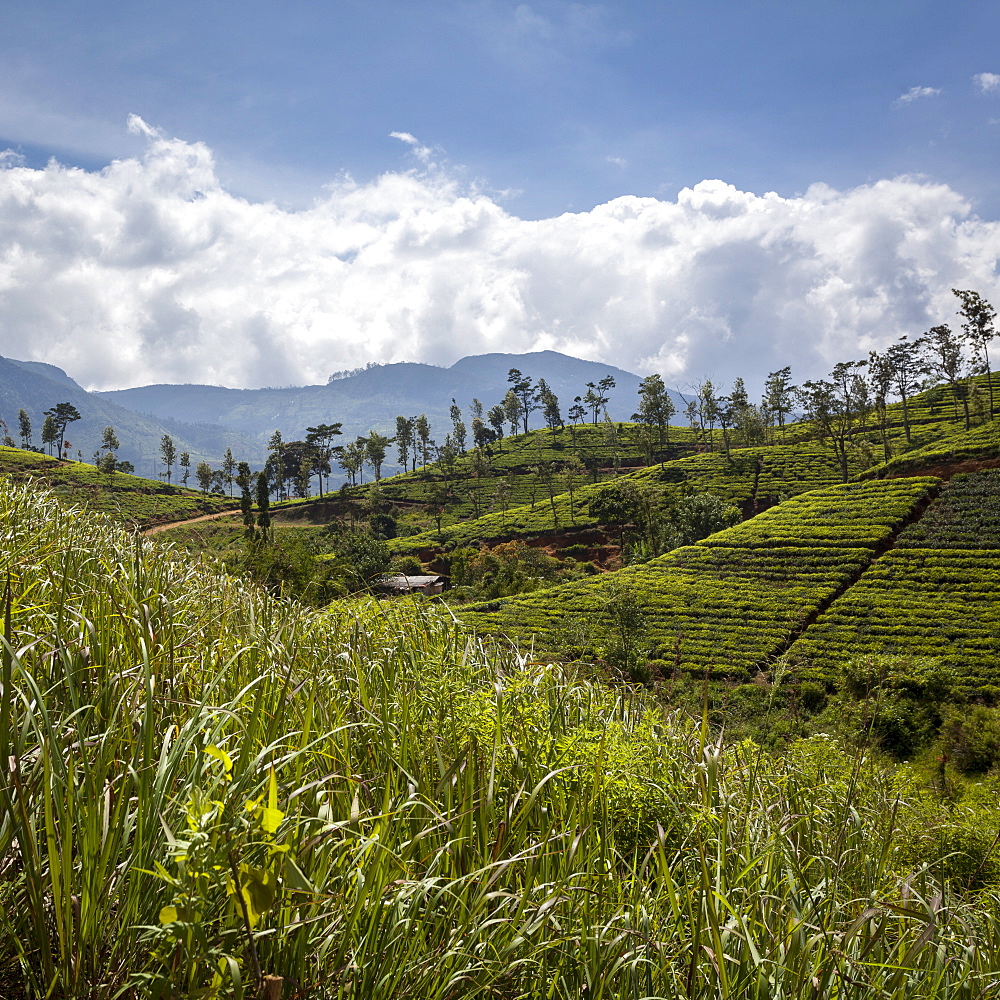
[1, 1, 1000, 391]
[5, 0, 999, 217]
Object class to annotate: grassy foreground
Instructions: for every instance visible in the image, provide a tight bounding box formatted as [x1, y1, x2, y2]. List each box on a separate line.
[5, 483, 1000, 998]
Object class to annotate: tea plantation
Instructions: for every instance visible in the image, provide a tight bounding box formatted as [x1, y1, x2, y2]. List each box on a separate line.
[460, 478, 940, 680]
[789, 469, 1000, 697]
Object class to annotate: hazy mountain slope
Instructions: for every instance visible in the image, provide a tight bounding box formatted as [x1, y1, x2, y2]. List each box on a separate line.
[0, 355, 264, 477]
[97, 351, 688, 447]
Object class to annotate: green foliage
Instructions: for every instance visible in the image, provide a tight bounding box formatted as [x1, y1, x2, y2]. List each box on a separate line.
[0, 445, 236, 526]
[5, 482, 1000, 997]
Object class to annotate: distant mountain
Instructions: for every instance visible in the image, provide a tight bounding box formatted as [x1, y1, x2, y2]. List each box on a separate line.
[0, 356, 265, 479]
[97, 351, 689, 476]
[1, 350, 687, 483]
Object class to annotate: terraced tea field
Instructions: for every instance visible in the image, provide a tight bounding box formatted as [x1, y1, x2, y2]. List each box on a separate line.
[789, 469, 1000, 696]
[460, 478, 939, 680]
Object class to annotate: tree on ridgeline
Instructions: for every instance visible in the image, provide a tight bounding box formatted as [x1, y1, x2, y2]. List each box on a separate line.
[798, 360, 869, 482]
[583, 380, 610, 425]
[41, 414, 58, 456]
[268, 430, 286, 500]
[885, 336, 927, 443]
[953, 288, 997, 418]
[924, 324, 971, 430]
[0, 420, 15, 447]
[867, 349, 894, 463]
[179, 451, 191, 487]
[762, 366, 795, 443]
[43, 402, 81, 456]
[338, 438, 366, 486]
[507, 368, 538, 433]
[255, 471, 271, 541]
[160, 434, 176, 484]
[17, 409, 32, 450]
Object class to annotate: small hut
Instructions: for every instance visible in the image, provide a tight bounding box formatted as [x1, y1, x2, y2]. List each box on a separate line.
[374, 574, 446, 597]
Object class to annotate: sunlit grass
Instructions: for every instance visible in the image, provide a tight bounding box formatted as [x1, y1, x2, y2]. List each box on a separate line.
[2, 481, 1000, 998]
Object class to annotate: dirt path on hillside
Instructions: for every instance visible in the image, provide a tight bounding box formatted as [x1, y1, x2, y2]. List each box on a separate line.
[143, 509, 241, 535]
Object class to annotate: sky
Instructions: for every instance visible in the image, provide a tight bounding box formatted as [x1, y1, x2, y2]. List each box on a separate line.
[2, 0, 1000, 394]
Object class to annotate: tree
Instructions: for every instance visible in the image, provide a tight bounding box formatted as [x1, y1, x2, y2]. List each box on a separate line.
[305, 423, 343, 497]
[797, 360, 869, 482]
[237, 461, 255, 540]
[160, 434, 176, 483]
[885, 336, 926, 443]
[221, 447, 237, 496]
[415, 414, 432, 467]
[395, 415, 415, 471]
[99, 425, 120, 478]
[867, 349, 894, 463]
[537, 379, 562, 432]
[179, 451, 191, 487]
[762, 367, 795, 442]
[41, 414, 58, 456]
[953, 288, 997, 418]
[17, 409, 32, 450]
[487, 404, 506, 451]
[338, 438, 366, 486]
[43, 402, 81, 455]
[364, 430, 391, 481]
[195, 460, 214, 492]
[503, 389, 523, 436]
[583, 382, 607, 424]
[449, 399, 467, 452]
[507, 368, 537, 433]
[255, 471, 271, 541]
[924, 323, 971, 430]
[268, 431, 286, 500]
[633, 374, 675, 461]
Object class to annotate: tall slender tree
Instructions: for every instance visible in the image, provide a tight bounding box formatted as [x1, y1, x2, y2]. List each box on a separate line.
[159, 434, 176, 483]
[923, 324, 971, 430]
[507, 369, 537, 433]
[885, 336, 927, 443]
[17, 409, 32, 450]
[953, 288, 997, 418]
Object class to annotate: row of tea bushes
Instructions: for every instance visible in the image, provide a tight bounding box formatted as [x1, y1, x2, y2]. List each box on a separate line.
[859, 421, 1000, 480]
[789, 471, 1000, 697]
[460, 478, 940, 680]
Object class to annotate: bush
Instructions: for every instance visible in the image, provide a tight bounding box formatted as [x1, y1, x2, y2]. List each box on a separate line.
[940, 706, 1000, 773]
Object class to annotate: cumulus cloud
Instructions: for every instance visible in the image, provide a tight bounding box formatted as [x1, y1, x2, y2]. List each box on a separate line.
[893, 85, 942, 106]
[974, 72, 1000, 94]
[0, 121, 998, 393]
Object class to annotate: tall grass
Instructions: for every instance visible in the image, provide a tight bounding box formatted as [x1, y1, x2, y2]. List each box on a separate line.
[2, 482, 1000, 998]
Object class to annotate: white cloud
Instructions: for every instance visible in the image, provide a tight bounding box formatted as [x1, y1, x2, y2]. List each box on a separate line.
[606, 155, 627, 169]
[1, 122, 998, 394]
[390, 130, 435, 165]
[893, 85, 942, 107]
[974, 72, 1000, 94]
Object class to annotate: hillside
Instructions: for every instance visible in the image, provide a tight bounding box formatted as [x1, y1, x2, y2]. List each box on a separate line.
[0, 446, 237, 527]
